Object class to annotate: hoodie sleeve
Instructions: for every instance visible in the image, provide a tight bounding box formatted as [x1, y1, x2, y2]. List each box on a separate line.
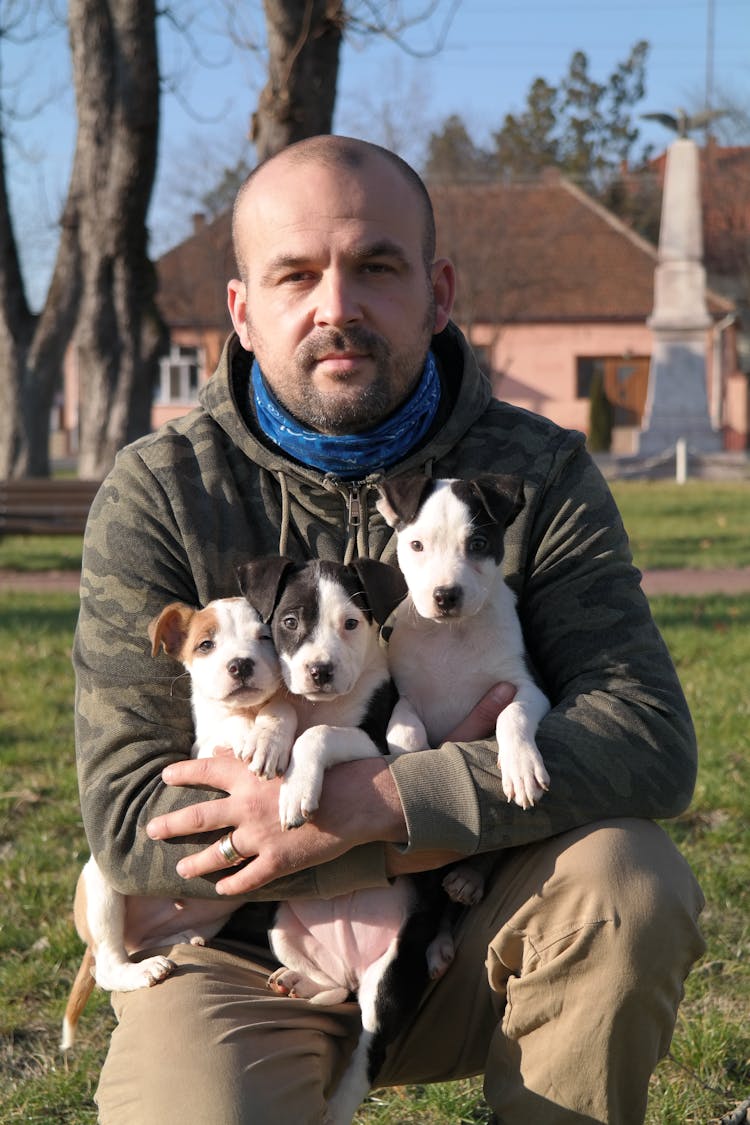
[388, 438, 697, 856]
[73, 445, 390, 902]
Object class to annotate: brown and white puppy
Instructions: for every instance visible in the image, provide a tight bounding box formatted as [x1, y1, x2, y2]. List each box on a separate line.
[61, 597, 293, 1051]
[377, 474, 551, 809]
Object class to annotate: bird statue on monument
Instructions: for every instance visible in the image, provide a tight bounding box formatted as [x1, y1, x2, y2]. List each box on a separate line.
[640, 107, 727, 137]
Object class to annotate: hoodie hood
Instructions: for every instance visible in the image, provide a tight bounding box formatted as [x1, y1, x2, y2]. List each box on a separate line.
[199, 322, 493, 488]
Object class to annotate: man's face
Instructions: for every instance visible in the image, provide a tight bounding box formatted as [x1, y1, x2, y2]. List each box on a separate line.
[228, 154, 454, 434]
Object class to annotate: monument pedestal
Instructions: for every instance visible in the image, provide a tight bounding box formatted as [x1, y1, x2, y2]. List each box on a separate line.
[637, 331, 722, 455]
[635, 137, 722, 455]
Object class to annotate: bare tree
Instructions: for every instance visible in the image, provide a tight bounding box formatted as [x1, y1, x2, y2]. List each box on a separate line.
[0, 3, 83, 477]
[69, 0, 163, 479]
[251, 0, 344, 161]
[248, 0, 459, 161]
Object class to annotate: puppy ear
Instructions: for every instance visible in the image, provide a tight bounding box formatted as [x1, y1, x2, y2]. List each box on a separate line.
[376, 476, 434, 529]
[237, 556, 295, 622]
[350, 558, 408, 625]
[148, 603, 195, 659]
[470, 475, 524, 529]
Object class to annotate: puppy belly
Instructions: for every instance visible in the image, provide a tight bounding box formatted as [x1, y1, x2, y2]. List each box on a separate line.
[271, 881, 414, 995]
[123, 895, 233, 953]
[390, 645, 488, 746]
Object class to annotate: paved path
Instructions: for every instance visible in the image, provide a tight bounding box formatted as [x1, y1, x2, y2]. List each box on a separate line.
[2, 568, 750, 595]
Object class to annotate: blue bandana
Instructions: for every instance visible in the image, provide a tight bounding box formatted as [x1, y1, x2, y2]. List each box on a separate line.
[251, 352, 441, 480]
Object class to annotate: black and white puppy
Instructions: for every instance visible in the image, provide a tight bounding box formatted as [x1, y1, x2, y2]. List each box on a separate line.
[238, 556, 406, 830]
[377, 474, 551, 810]
[237, 556, 456, 1125]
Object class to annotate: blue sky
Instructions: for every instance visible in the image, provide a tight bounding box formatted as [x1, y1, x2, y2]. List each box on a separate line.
[5, 0, 749, 307]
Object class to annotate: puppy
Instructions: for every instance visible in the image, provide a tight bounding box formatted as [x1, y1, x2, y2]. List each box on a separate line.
[61, 597, 292, 1050]
[377, 474, 551, 810]
[238, 556, 453, 1125]
[238, 556, 407, 831]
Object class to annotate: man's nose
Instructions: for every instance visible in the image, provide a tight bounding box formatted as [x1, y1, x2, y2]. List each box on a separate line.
[313, 269, 362, 327]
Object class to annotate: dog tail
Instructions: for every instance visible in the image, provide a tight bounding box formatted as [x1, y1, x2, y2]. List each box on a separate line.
[60, 945, 96, 1052]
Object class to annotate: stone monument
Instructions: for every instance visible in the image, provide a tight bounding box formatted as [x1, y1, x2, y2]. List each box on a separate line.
[636, 128, 722, 455]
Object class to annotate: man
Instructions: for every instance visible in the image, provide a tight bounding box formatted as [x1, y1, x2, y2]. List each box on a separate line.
[74, 135, 704, 1124]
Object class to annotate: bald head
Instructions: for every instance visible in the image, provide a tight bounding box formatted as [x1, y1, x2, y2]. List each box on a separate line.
[232, 135, 436, 281]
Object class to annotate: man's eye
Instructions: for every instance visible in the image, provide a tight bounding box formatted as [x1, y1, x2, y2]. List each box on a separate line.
[363, 261, 395, 275]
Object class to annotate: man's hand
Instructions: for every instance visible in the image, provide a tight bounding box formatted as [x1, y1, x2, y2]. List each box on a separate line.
[147, 753, 404, 895]
[147, 681, 516, 894]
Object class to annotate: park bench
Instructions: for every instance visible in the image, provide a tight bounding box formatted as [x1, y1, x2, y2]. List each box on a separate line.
[0, 479, 100, 536]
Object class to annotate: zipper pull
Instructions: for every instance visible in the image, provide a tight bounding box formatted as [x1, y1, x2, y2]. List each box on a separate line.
[347, 487, 361, 529]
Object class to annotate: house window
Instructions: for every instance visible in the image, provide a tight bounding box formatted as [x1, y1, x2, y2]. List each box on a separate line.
[157, 345, 204, 404]
[576, 355, 650, 426]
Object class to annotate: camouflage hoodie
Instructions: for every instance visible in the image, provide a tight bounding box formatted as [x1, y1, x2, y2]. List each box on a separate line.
[73, 323, 697, 905]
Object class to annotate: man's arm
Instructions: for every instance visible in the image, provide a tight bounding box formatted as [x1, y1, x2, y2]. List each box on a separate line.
[145, 684, 515, 895]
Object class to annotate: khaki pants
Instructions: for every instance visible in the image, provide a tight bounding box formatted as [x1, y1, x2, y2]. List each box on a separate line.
[96, 819, 705, 1124]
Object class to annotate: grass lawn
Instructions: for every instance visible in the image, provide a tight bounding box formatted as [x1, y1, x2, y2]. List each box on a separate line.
[1, 480, 748, 576]
[610, 480, 750, 571]
[1, 588, 748, 1124]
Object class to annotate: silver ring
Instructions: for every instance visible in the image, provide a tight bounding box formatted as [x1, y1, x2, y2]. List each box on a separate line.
[217, 832, 244, 866]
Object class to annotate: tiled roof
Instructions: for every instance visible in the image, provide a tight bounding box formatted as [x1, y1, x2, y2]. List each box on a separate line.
[431, 175, 662, 323]
[156, 211, 235, 329]
[154, 172, 732, 330]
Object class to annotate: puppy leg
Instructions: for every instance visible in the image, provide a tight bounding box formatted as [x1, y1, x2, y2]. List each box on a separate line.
[267, 967, 348, 1005]
[244, 700, 298, 778]
[82, 859, 175, 993]
[496, 681, 551, 809]
[278, 726, 382, 830]
[326, 946, 400, 1125]
[386, 696, 428, 754]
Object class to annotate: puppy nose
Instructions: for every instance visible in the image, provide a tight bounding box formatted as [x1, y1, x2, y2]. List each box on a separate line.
[433, 585, 462, 612]
[308, 661, 334, 687]
[228, 657, 255, 681]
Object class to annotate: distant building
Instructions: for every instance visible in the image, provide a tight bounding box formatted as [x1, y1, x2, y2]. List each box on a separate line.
[60, 169, 747, 457]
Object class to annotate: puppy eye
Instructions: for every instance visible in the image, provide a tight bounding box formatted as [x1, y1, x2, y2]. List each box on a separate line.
[196, 638, 215, 654]
[409, 540, 423, 552]
[344, 618, 359, 631]
[282, 615, 298, 631]
[468, 535, 488, 554]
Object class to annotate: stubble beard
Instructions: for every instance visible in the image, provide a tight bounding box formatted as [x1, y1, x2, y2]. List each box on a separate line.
[247, 302, 435, 435]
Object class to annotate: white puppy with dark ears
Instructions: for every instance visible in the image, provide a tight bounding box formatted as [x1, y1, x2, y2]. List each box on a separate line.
[61, 597, 294, 1051]
[377, 474, 551, 809]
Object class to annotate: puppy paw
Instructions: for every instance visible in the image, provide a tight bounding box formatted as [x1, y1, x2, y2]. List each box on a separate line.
[500, 746, 550, 809]
[98, 955, 176, 993]
[267, 967, 335, 1001]
[248, 728, 293, 779]
[387, 698, 428, 754]
[442, 864, 485, 905]
[426, 932, 455, 979]
[278, 759, 323, 830]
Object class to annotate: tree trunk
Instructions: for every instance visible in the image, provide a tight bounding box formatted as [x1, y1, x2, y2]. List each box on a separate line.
[15, 160, 83, 477]
[0, 108, 34, 477]
[252, 0, 344, 161]
[70, 0, 161, 480]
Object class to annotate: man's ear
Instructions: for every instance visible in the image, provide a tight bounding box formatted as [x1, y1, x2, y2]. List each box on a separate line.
[430, 257, 456, 334]
[227, 279, 252, 350]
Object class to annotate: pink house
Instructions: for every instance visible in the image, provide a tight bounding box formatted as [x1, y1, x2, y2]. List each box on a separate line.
[63, 171, 746, 457]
